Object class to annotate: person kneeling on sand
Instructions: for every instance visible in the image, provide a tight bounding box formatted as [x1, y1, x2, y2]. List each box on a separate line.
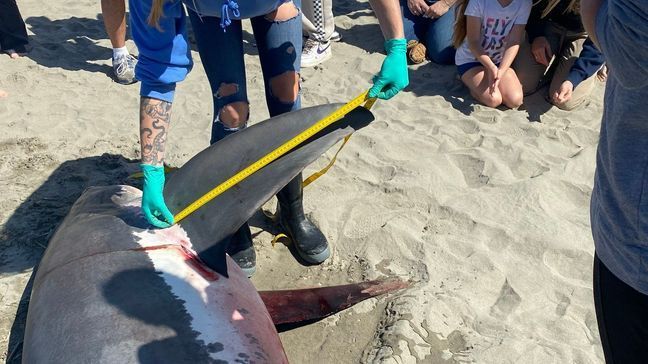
[453, 0, 532, 109]
[401, 0, 457, 65]
[514, 0, 605, 110]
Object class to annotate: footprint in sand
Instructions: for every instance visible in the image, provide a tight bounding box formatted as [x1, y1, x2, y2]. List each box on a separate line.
[543, 249, 592, 283]
[490, 279, 522, 320]
[341, 203, 400, 239]
[454, 118, 480, 134]
[449, 154, 490, 188]
[379, 165, 397, 182]
[555, 292, 571, 317]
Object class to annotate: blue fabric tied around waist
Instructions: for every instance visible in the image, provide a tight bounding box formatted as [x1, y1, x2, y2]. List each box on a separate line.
[220, 0, 241, 31]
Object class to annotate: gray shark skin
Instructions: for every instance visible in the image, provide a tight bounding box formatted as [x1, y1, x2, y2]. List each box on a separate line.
[164, 104, 375, 276]
[22, 105, 394, 363]
[23, 185, 286, 363]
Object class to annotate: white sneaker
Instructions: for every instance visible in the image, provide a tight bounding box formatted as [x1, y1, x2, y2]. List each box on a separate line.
[330, 30, 342, 42]
[301, 38, 332, 68]
[112, 54, 138, 85]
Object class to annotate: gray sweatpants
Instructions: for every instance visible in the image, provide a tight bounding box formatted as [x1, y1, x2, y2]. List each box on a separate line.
[301, 0, 335, 42]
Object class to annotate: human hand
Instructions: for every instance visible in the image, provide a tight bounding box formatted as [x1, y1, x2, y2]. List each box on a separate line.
[369, 38, 409, 100]
[531, 37, 553, 66]
[486, 64, 500, 95]
[140, 164, 174, 228]
[407, 0, 429, 16]
[424, 1, 450, 18]
[597, 65, 608, 82]
[552, 80, 574, 105]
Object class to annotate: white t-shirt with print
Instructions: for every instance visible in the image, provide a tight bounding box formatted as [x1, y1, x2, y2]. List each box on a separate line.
[455, 0, 532, 66]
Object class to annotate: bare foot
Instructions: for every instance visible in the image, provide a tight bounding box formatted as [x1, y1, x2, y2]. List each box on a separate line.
[0, 89, 7, 98]
[4, 49, 26, 59]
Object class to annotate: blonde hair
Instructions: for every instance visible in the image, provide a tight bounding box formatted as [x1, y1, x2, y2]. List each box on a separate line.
[148, 0, 167, 28]
[536, 0, 580, 18]
[452, 0, 469, 49]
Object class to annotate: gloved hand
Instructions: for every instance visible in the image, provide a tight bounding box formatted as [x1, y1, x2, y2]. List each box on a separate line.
[140, 164, 174, 228]
[369, 38, 409, 100]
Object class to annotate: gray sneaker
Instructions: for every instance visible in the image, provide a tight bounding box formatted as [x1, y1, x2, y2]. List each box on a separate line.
[112, 54, 138, 85]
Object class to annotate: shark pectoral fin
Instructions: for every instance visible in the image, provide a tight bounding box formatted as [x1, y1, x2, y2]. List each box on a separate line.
[305, 106, 375, 145]
[164, 104, 376, 278]
[258, 278, 410, 330]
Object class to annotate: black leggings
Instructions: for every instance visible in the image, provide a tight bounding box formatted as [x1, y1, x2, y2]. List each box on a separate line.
[593, 253, 648, 363]
[0, 0, 28, 52]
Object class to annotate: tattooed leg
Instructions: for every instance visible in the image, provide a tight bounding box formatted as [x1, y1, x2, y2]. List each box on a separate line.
[140, 97, 172, 166]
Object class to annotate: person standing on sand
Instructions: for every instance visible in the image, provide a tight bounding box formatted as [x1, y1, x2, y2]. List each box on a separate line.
[129, 0, 408, 276]
[0, 0, 29, 58]
[581, 0, 648, 362]
[101, 0, 138, 84]
[301, 0, 341, 67]
[453, 0, 532, 108]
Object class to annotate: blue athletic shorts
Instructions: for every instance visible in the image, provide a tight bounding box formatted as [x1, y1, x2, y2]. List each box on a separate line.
[457, 62, 500, 77]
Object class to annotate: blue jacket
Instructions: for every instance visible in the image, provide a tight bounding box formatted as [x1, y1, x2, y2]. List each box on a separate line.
[129, 0, 285, 103]
[565, 38, 605, 89]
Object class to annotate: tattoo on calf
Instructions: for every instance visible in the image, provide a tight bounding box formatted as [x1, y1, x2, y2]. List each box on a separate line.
[140, 98, 171, 165]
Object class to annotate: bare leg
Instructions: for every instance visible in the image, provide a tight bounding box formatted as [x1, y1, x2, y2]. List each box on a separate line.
[461, 67, 503, 108]
[498, 68, 524, 109]
[101, 0, 126, 49]
[102, 0, 137, 84]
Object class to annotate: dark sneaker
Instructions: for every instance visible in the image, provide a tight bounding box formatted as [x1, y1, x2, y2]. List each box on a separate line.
[226, 223, 256, 277]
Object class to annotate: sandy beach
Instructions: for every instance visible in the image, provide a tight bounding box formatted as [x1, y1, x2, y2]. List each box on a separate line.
[1, 0, 605, 362]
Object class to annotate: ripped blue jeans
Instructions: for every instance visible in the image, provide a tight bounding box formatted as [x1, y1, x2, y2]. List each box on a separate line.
[187, 3, 302, 144]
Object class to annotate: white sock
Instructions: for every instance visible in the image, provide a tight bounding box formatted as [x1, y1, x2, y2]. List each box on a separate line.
[113, 47, 129, 59]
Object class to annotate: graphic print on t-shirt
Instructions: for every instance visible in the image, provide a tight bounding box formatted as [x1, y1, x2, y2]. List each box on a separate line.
[454, 0, 531, 67]
[482, 16, 514, 63]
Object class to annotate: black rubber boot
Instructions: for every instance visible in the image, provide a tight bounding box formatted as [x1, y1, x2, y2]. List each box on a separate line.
[276, 174, 330, 264]
[226, 223, 256, 277]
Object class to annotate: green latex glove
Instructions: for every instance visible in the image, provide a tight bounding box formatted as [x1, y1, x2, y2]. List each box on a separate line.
[369, 38, 409, 100]
[140, 164, 174, 228]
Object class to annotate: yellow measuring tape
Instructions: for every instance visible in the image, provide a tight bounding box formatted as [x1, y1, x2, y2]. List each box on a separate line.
[173, 91, 376, 223]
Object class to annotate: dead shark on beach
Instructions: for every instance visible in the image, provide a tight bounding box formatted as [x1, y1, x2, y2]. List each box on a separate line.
[21, 103, 409, 363]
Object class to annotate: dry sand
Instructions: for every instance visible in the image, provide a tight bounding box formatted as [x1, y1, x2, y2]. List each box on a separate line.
[1, 0, 605, 362]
